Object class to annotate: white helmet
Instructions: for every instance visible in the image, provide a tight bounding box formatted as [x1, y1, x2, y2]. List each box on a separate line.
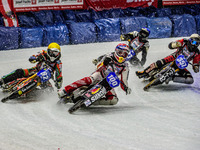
[47, 42, 61, 62]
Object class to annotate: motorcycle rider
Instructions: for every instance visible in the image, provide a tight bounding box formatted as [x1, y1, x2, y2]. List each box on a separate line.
[58, 43, 131, 105]
[0, 42, 63, 89]
[92, 28, 150, 67]
[136, 34, 200, 84]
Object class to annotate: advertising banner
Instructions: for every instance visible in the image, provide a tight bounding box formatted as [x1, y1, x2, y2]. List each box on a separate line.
[163, 0, 200, 6]
[84, 0, 158, 11]
[13, 0, 83, 12]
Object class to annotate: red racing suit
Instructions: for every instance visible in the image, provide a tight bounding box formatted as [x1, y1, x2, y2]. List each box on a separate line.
[145, 38, 200, 84]
[63, 53, 130, 103]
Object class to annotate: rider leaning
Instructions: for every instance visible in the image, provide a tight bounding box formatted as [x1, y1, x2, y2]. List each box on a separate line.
[0, 42, 63, 89]
[120, 28, 150, 66]
[136, 34, 200, 84]
[58, 43, 131, 105]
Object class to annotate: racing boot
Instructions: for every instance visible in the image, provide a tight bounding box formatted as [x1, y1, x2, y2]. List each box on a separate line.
[57, 89, 72, 104]
[93, 97, 118, 105]
[0, 79, 4, 88]
[135, 71, 149, 79]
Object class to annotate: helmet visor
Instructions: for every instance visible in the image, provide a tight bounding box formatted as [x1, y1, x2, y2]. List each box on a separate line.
[47, 48, 60, 58]
[190, 38, 200, 46]
[116, 49, 128, 58]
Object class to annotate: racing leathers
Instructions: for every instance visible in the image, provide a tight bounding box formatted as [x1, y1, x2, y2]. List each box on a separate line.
[59, 52, 131, 105]
[120, 31, 150, 66]
[0, 50, 63, 89]
[136, 38, 200, 84]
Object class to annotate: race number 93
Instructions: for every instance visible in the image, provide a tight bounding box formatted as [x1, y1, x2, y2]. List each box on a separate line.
[106, 72, 120, 88]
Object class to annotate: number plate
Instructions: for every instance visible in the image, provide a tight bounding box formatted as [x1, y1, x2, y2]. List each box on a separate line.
[175, 55, 188, 69]
[106, 72, 120, 88]
[37, 68, 52, 83]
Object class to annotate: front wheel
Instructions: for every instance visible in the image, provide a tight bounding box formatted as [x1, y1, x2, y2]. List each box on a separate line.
[68, 98, 85, 114]
[143, 78, 162, 91]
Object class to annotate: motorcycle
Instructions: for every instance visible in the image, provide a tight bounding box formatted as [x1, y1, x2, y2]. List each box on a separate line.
[1, 65, 54, 103]
[143, 54, 189, 91]
[58, 64, 121, 114]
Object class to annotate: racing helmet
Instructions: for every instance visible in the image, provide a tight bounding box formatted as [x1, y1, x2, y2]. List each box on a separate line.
[47, 42, 61, 62]
[139, 27, 150, 39]
[114, 43, 130, 63]
[188, 34, 200, 51]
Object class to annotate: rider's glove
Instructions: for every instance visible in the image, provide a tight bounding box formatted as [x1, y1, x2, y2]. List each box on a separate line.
[120, 35, 125, 41]
[55, 81, 62, 89]
[29, 56, 37, 63]
[125, 87, 132, 95]
[103, 57, 112, 66]
[193, 64, 199, 73]
[37, 55, 44, 62]
[92, 59, 98, 65]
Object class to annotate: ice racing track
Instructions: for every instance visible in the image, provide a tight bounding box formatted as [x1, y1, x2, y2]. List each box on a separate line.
[0, 38, 200, 150]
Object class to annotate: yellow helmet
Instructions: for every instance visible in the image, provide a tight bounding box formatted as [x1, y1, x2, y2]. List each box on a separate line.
[47, 42, 61, 52]
[47, 42, 61, 62]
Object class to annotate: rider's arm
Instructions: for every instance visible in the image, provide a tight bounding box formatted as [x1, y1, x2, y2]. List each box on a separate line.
[29, 50, 45, 63]
[168, 39, 185, 49]
[120, 65, 131, 94]
[193, 54, 200, 73]
[54, 60, 63, 89]
[120, 31, 138, 41]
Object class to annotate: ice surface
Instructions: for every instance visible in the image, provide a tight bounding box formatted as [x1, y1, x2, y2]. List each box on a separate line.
[0, 38, 200, 150]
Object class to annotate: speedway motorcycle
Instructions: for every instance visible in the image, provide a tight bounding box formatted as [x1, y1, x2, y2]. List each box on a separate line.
[143, 54, 189, 91]
[1, 65, 54, 103]
[58, 64, 121, 114]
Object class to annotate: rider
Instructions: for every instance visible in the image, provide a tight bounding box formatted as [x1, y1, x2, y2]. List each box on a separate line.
[0, 42, 63, 89]
[120, 27, 150, 66]
[136, 33, 200, 84]
[58, 43, 131, 105]
[92, 28, 150, 67]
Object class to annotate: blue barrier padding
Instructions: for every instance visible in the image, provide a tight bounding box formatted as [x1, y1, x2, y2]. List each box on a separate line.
[68, 22, 96, 44]
[75, 10, 92, 22]
[31, 10, 54, 26]
[0, 27, 19, 50]
[17, 14, 39, 27]
[43, 24, 69, 46]
[120, 17, 147, 34]
[170, 14, 197, 37]
[147, 17, 172, 38]
[62, 10, 77, 21]
[20, 27, 43, 48]
[51, 10, 65, 24]
[157, 8, 172, 17]
[195, 15, 200, 35]
[141, 6, 157, 17]
[109, 8, 125, 18]
[95, 18, 120, 42]
[123, 7, 141, 17]
[91, 9, 112, 20]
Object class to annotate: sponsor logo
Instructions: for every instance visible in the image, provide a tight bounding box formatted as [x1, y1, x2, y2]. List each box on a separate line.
[91, 87, 100, 94]
[90, 87, 106, 102]
[20, 82, 36, 93]
[160, 68, 175, 82]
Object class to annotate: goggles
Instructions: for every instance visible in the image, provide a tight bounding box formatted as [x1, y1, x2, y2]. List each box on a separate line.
[190, 38, 200, 46]
[47, 48, 60, 57]
[116, 49, 128, 58]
